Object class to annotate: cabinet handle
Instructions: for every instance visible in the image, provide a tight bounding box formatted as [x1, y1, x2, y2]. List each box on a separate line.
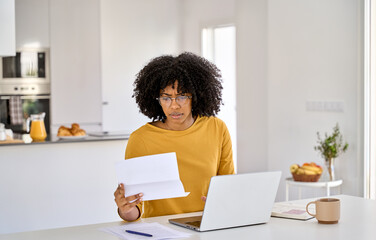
[0, 95, 50, 100]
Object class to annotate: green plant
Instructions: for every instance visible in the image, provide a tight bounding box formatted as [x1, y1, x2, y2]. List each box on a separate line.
[314, 123, 349, 161]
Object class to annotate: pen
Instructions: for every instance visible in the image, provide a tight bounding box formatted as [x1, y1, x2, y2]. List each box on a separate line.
[125, 230, 153, 237]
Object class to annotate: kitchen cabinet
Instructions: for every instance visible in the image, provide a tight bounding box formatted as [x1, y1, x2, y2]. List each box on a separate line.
[15, 0, 49, 48]
[49, 0, 102, 131]
[0, 139, 127, 234]
[100, 0, 180, 132]
[0, 0, 16, 56]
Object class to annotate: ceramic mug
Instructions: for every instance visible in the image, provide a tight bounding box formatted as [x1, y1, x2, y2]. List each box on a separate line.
[306, 198, 340, 224]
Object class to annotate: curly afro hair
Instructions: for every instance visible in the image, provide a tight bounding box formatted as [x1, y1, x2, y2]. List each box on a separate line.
[133, 52, 223, 121]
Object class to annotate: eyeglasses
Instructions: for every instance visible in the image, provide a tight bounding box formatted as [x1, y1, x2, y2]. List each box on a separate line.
[156, 95, 192, 107]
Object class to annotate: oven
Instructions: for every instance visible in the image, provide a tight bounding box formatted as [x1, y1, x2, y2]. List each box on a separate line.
[0, 94, 50, 134]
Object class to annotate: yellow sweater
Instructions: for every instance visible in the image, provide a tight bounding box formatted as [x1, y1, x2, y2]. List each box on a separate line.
[124, 116, 235, 218]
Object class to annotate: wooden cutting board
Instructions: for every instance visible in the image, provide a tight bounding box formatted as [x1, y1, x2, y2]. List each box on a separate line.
[0, 139, 24, 144]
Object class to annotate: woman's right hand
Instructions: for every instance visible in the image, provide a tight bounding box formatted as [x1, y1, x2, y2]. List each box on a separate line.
[114, 183, 143, 221]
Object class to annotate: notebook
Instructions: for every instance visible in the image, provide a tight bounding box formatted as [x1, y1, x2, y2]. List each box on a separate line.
[271, 202, 314, 220]
[169, 171, 281, 232]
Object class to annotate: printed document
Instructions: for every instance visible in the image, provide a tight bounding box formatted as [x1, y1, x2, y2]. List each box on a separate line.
[115, 152, 190, 201]
[99, 222, 191, 240]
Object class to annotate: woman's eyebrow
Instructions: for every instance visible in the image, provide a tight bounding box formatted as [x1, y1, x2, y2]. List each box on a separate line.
[160, 92, 185, 96]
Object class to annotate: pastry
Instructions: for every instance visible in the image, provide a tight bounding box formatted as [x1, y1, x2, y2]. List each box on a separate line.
[73, 129, 86, 136]
[57, 123, 86, 137]
[57, 126, 73, 136]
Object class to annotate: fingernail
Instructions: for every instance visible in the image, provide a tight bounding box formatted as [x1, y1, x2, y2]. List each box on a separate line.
[139, 193, 143, 197]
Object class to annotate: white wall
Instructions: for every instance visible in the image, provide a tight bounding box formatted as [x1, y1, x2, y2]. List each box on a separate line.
[0, 140, 127, 234]
[100, 0, 182, 132]
[266, 0, 363, 200]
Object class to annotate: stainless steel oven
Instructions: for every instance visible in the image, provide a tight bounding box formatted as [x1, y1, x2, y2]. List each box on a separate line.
[0, 94, 50, 134]
[0, 48, 50, 134]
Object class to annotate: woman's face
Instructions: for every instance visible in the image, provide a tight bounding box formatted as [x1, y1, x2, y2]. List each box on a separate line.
[159, 81, 194, 129]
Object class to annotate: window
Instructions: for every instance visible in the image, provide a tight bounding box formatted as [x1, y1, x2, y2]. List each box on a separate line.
[364, 0, 376, 199]
[202, 25, 237, 171]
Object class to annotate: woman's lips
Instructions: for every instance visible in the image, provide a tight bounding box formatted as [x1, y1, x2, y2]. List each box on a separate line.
[170, 113, 183, 119]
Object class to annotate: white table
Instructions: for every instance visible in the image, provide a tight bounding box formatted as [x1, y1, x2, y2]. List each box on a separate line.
[1, 195, 375, 240]
[285, 177, 343, 201]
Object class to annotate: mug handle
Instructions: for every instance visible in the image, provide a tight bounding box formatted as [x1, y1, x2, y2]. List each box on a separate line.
[306, 201, 316, 217]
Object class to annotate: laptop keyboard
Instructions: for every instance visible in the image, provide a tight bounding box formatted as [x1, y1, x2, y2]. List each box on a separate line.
[186, 221, 201, 227]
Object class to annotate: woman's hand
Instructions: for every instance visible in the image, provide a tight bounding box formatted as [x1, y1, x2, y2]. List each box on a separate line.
[201, 196, 207, 202]
[114, 183, 143, 221]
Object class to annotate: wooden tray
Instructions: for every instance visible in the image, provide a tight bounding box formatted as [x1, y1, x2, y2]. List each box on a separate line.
[0, 139, 24, 144]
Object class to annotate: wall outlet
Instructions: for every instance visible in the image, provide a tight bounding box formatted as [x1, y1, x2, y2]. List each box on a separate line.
[306, 100, 344, 112]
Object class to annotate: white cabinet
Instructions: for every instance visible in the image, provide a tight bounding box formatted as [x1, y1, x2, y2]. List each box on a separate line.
[49, 0, 102, 131]
[15, 0, 49, 48]
[100, 0, 181, 132]
[0, 0, 16, 56]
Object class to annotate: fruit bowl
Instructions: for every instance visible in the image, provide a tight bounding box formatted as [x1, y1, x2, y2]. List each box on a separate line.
[291, 172, 321, 182]
[290, 162, 322, 182]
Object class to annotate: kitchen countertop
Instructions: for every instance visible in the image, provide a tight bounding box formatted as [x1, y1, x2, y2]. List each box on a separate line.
[0, 132, 130, 146]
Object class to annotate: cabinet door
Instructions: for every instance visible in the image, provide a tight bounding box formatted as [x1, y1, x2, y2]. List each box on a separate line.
[49, 0, 102, 130]
[100, 0, 180, 132]
[0, 0, 16, 56]
[15, 0, 49, 48]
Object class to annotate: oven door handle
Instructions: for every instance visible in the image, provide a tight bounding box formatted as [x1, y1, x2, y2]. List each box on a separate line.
[0, 95, 50, 100]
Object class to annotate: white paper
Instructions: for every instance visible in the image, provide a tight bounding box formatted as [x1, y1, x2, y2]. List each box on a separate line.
[115, 152, 190, 201]
[99, 222, 191, 240]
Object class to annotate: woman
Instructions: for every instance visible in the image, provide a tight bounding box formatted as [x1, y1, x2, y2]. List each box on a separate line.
[114, 52, 234, 221]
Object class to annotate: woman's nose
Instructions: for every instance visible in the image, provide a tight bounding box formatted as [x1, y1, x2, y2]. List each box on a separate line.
[170, 98, 180, 108]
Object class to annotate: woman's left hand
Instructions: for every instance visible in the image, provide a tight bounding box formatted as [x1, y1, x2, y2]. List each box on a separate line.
[201, 196, 207, 202]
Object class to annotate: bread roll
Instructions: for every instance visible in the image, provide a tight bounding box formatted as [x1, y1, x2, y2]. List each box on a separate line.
[57, 123, 86, 137]
[57, 126, 73, 136]
[71, 123, 80, 130]
[73, 129, 86, 136]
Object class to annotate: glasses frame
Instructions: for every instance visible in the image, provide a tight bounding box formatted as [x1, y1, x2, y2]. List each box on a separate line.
[156, 95, 193, 107]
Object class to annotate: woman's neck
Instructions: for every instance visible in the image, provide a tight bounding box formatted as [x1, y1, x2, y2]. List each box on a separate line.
[153, 116, 196, 131]
[164, 117, 195, 131]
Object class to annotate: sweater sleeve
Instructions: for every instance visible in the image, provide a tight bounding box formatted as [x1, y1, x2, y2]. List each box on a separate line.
[217, 120, 235, 175]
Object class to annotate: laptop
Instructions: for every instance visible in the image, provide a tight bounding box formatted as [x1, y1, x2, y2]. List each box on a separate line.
[169, 171, 281, 232]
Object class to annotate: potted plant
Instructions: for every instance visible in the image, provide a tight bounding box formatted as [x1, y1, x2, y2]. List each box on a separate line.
[314, 123, 348, 181]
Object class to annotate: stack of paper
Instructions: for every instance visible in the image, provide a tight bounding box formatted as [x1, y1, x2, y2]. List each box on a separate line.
[115, 152, 190, 201]
[99, 222, 191, 240]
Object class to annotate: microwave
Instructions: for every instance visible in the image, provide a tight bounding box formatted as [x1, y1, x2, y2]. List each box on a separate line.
[0, 48, 50, 95]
